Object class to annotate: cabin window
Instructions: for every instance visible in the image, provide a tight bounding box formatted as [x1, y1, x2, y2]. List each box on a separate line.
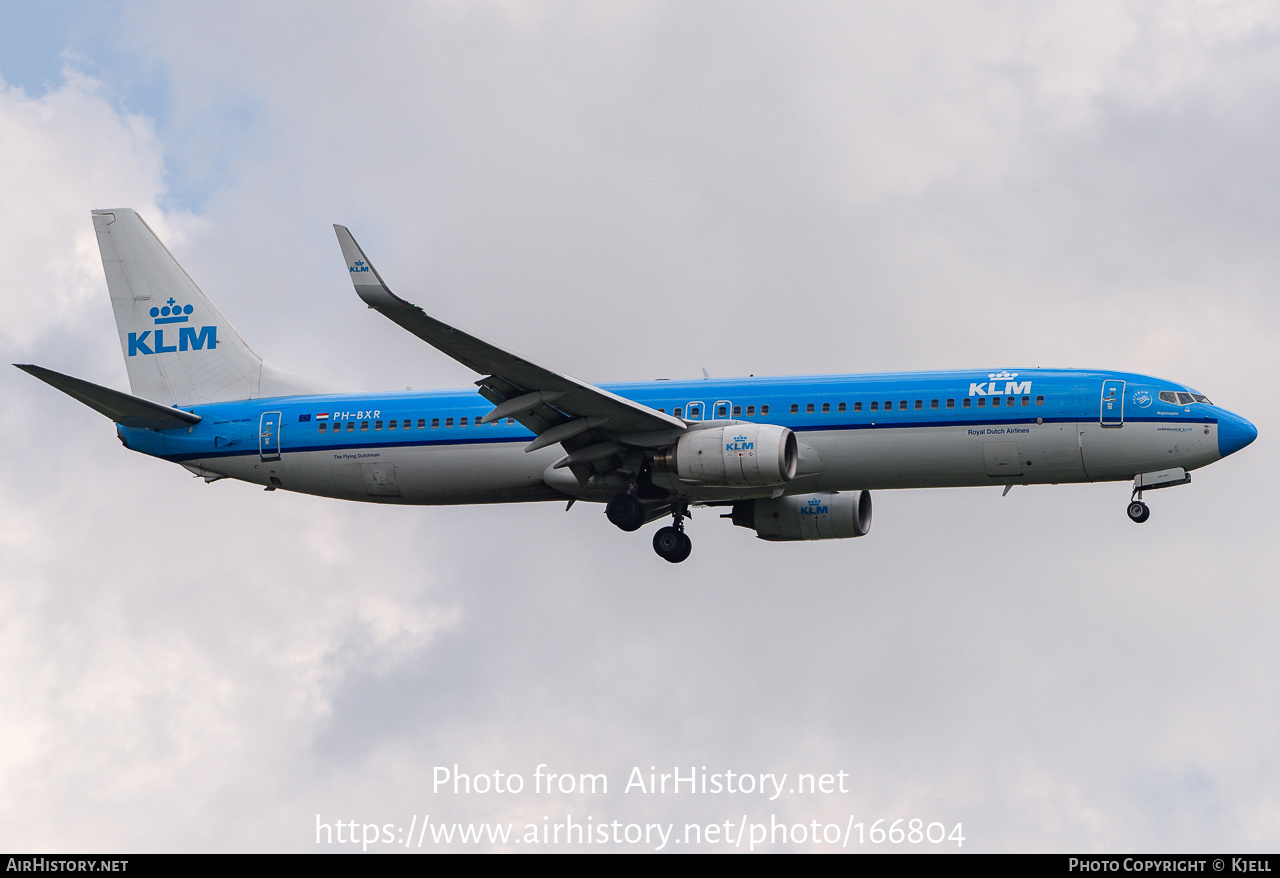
[806, 403, 815, 414]
[1036, 396, 1044, 406]
[791, 404, 799, 414]
[746, 405, 756, 416]
[375, 420, 383, 430]
[976, 398, 985, 408]
[899, 400, 907, 411]
[388, 420, 397, 430]
[962, 398, 971, 409]
[853, 402, 862, 412]
[1022, 396, 1030, 406]
[885, 400, 893, 411]
[361, 421, 369, 431]
[674, 407, 683, 418]
[430, 418, 438, 428]
[658, 407, 666, 414]
[460, 416, 468, 427]
[403, 419, 411, 429]
[445, 417, 454, 428]
[345, 422, 354, 431]
[318, 423, 327, 433]
[870, 401, 879, 412]
[418, 418, 426, 428]
[930, 399, 938, 409]
[821, 402, 830, 413]
[689, 405, 701, 418]
[717, 404, 728, 417]
[914, 400, 923, 410]
[992, 397, 1001, 407]
[946, 399, 954, 409]
[733, 405, 741, 417]
[838, 402, 846, 413]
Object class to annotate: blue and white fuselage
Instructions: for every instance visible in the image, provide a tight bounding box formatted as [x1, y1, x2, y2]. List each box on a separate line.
[19, 210, 1257, 563]
[120, 369, 1256, 505]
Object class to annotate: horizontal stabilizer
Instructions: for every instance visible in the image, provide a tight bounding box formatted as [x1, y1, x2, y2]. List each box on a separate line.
[15, 364, 202, 430]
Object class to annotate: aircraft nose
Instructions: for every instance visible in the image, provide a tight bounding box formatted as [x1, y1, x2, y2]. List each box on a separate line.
[1218, 409, 1258, 458]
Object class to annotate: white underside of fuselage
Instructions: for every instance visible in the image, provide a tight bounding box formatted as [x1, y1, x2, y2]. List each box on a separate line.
[183, 419, 1221, 506]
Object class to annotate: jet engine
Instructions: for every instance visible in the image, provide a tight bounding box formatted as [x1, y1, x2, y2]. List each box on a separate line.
[730, 491, 872, 541]
[651, 424, 798, 488]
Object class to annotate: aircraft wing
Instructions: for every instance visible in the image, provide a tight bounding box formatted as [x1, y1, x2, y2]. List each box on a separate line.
[15, 364, 202, 430]
[333, 226, 685, 454]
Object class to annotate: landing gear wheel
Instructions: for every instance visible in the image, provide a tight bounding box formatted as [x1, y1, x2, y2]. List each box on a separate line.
[653, 526, 692, 563]
[1127, 500, 1151, 523]
[606, 493, 645, 532]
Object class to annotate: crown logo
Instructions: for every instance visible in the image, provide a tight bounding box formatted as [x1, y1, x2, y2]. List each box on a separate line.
[150, 298, 192, 325]
[988, 370, 1018, 380]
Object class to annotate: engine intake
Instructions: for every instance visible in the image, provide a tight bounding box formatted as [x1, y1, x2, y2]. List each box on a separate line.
[731, 491, 872, 541]
[652, 424, 798, 488]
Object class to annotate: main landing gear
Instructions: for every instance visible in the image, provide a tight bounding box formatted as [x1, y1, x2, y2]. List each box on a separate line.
[605, 493, 645, 532]
[653, 504, 692, 564]
[606, 493, 693, 562]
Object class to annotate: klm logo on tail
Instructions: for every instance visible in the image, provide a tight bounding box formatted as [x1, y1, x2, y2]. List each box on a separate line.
[127, 297, 217, 357]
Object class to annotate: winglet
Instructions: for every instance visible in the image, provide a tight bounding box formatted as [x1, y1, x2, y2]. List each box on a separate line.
[334, 225, 404, 311]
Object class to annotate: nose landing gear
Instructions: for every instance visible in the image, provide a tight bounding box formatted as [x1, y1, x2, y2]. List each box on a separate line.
[652, 504, 692, 563]
[1126, 499, 1151, 523]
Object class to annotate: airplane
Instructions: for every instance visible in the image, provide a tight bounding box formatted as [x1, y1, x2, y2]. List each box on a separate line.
[16, 209, 1258, 563]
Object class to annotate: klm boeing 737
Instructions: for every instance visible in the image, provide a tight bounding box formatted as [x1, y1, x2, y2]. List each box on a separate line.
[17, 209, 1257, 562]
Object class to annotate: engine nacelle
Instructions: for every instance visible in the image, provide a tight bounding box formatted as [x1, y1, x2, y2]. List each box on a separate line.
[731, 491, 873, 541]
[652, 424, 798, 488]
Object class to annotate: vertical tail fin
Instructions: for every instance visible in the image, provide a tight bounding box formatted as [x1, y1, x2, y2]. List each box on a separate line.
[93, 209, 336, 404]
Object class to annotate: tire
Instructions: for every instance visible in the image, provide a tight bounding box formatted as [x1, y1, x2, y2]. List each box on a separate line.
[669, 531, 692, 563]
[606, 494, 645, 532]
[1127, 501, 1150, 523]
[653, 526, 682, 559]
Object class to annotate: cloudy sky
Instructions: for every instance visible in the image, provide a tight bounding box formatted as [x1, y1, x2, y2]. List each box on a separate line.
[2, 0, 1277, 853]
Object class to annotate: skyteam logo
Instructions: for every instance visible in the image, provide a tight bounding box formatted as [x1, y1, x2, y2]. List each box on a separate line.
[350, 260, 371, 273]
[726, 434, 754, 453]
[969, 370, 1031, 397]
[1132, 390, 1153, 408]
[128, 297, 217, 356]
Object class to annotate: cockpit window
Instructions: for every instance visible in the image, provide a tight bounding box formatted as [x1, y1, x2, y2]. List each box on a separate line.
[1161, 390, 1210, 405]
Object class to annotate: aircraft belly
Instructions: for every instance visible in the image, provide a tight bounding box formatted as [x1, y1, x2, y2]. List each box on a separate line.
[185, 442, 561, 504]
[803, 422, 1089, 490]
[384, 442, 562, 503]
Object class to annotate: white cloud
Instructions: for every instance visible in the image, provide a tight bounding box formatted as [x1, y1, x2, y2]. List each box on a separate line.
[2, 1, 1278, 852]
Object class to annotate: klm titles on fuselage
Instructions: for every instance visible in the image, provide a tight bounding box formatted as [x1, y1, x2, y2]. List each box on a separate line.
[127, 298, 217, 357]
[968, 371, 1031, 397]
